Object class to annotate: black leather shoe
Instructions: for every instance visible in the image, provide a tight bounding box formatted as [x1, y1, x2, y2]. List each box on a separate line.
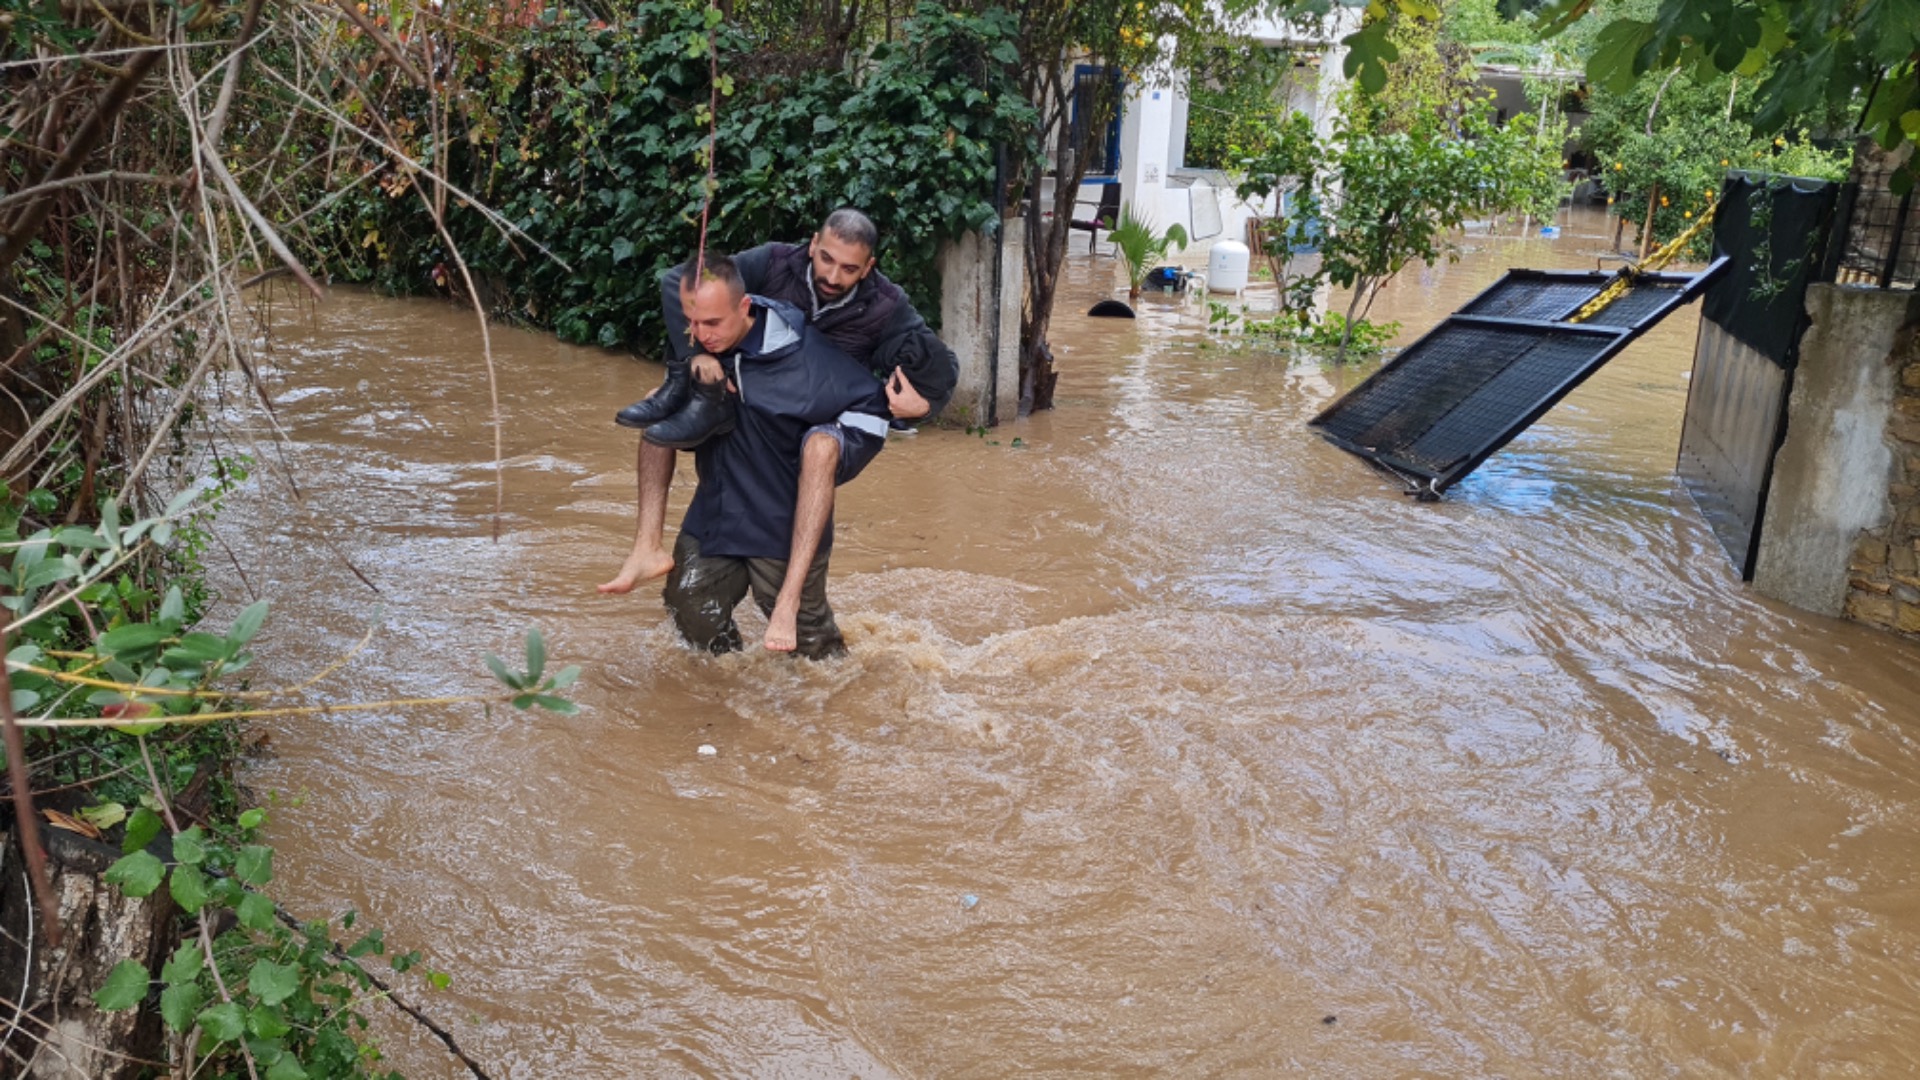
[614, 356, 689, 429]
[642, 377, 736, 449]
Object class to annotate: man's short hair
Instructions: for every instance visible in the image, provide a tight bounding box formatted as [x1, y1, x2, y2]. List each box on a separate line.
[820, 208, 879, 255]
[679, 253, 745, 299]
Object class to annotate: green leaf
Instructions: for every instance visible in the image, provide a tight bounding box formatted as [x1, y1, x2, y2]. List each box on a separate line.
[6, 644, 42, 667]
[1587, 21, 1657, 94]
[265, 1055, 309, 1080]
[529, 694, 579, 715]
[162, 632, 232, 668]
[123, 807, 163, 853]
[345, 929, 385, 958]
[77, 802, 127, 830]
[235, 844, 274, 886]
[10, 688, 40, 713]
[165, 481, 209, 517]
[237, 891, 278, 932]
[157, 586, 185, 628]
[428, 970, 452, 990]
[483, 653, 524, 690]
[100, 498, 121, 545]
[51, 526, 110, 550]
[611, 237, 635, 264]
[226, 600, 269, 648]
[238, 807, 267, 830]
[161, 983, 207, 1032]
[104, 850, 166, 897]
[171, 826, 208, 865]
[93, 959, 150, 1011]
[20, 555, 81, 592]
[524, 628, 547, 683]
[96, 623, 166, 659]
[547, 664, 582, 690]
[170, 864, 210, 914]
[162, 942, 204, 986]
[247, 960, 300, 1006]
[250, 1002, 293, 1039]
[197, 1001, 246, 1043]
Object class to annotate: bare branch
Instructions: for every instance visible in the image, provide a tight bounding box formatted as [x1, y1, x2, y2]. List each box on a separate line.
[330, 0, 429, 88]
[0, 169, 191, 214]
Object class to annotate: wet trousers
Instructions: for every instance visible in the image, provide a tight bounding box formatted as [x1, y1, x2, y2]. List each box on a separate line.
[661, 531, 846, 660]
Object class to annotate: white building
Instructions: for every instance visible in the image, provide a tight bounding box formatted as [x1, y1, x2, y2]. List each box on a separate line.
[1050, 9, 1362, 253]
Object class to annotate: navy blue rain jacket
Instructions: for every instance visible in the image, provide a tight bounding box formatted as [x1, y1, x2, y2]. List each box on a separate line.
[679, 298, 890, 560]
[660, 242, 960, 421]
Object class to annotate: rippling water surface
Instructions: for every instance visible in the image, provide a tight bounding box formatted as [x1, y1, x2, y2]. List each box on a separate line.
[221, 210, 1920, 1077]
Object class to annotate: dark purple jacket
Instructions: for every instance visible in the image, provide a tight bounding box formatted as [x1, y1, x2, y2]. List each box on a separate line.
[660, 241, 959, 421]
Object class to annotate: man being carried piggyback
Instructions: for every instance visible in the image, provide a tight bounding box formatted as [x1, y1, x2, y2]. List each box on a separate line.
[646, 253, 893, 660]
[600, 208, 958, 655]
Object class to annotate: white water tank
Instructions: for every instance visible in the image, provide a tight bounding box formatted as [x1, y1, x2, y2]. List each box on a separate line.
[1207, 239, 1250, 293]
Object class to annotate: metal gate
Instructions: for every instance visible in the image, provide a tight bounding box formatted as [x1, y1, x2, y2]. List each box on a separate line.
[1310, 264, 1726, 495]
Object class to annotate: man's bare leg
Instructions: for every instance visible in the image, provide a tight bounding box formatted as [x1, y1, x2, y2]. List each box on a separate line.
[766, 433, 840, 651]
[597, 441, 678, 593]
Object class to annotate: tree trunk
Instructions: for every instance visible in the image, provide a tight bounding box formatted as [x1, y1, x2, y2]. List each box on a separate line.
[1017, 54, 1109, 415]
[0, 824, 177, 1078]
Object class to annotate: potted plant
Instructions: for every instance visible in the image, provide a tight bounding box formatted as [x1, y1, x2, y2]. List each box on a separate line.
[1108, 202, 1189, 301]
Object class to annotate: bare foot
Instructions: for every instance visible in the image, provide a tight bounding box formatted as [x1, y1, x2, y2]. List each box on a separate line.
[764, 597, 800, 652]
[597, 547, 674, 593]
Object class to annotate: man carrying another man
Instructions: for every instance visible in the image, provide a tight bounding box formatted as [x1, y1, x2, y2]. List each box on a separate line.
[650, 253, 892, 659]
[600, 209, 958, 655]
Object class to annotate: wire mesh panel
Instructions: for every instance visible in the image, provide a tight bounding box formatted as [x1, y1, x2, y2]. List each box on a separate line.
[1460, 277, 1599, 321]
[1578, 281, 1688, 327]
[1314, 321, 1625, 478]
[1830, 139, 1917, 289]
[1403, 331, 1622, 473]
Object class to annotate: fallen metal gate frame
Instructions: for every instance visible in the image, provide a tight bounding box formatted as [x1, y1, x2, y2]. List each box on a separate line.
[1309, 259, 1730, 496]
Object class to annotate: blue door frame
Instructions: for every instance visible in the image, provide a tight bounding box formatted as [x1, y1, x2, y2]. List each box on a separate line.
[1070, 64, 1124, 180]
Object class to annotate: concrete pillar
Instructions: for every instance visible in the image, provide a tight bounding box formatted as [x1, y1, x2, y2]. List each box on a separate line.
[1752, 284, 1920, 627]
[939, 214, 1025, 428]
[1118, 61, 1175, 231]
[1167, 70, 1190, 172]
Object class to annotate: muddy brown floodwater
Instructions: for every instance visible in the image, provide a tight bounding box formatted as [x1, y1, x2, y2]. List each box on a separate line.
[221, 208, 1920, 1078]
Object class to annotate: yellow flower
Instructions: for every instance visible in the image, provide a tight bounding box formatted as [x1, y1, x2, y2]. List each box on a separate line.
[1720, 159, 1729, 166]
[1773, 137, 1786, 147]
[1614, 162, 1623, 171]
[1660, 196, 1669, 207]
[1684, 211, 1692, 218]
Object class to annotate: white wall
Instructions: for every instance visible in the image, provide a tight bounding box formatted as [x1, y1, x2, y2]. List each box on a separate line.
[1118, 48, 1178, 233]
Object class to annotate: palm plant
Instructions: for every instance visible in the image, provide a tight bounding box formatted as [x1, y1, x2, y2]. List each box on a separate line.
[1108, 202, 1190, 300]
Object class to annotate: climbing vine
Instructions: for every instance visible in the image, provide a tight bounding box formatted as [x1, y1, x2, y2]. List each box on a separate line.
[318, 2, 1034, 352]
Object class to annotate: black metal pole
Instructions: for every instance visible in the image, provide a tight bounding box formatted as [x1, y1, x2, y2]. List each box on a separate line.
[1879, 187, 1912, 289]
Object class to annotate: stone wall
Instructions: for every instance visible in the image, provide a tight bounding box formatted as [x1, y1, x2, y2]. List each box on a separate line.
[1844, 323, 1920, 636]
[1753, 284, 1920, 640]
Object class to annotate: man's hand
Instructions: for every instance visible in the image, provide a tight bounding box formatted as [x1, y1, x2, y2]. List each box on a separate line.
[690, 353, 735, 393]
[886, 367, 929, 420]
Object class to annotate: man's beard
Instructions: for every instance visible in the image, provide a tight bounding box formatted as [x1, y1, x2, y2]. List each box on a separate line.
[812, 271, 849, 302]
